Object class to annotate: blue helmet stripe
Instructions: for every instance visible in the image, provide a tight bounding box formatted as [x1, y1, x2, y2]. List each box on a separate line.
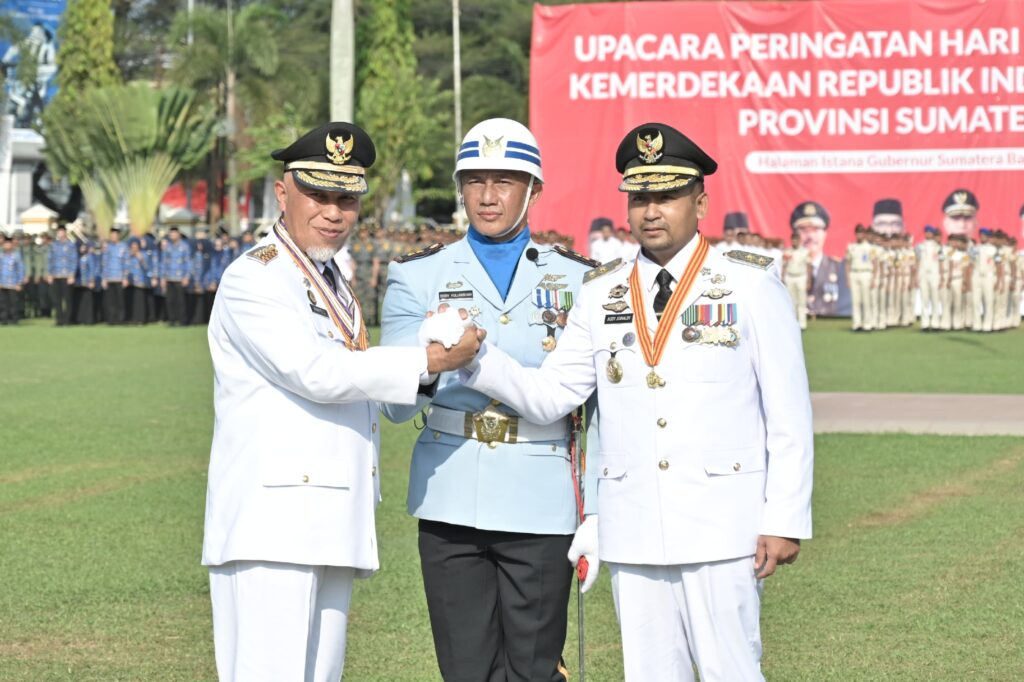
[506, 140, 540, 155]
[460, 140, 480, 149]
[505, 150, 541, 166]
[457, 150, 480, 160]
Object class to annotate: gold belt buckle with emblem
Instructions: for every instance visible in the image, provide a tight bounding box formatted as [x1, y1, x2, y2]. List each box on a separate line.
[465, 400, 518, 445]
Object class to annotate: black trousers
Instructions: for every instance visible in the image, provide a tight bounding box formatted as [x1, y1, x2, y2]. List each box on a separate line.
[165, 281, 187, 325]
[126, 286, 149, 324]
[0, 288, 18, 324]
[36, 280, 51, 316]
[74, 286, 95, 324]
[103, 282, 124, 324]
[418, 520, 573, 682]
[52, 277, 72, 325]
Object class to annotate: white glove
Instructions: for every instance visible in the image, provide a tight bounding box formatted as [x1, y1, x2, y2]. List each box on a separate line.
[567, 515, 599, 593]
[417, 307, 472, 349]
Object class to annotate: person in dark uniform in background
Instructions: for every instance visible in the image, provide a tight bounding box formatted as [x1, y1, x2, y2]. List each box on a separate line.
[793, 201, 851, 317]
[350, 225, 380, 326]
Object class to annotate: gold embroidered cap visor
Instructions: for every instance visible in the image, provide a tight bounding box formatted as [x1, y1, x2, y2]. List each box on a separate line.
[614, 122, 716, 193]
[287, 165, 368, 195]
[618, 165, 702, 193]
[271, 122, 376, 196]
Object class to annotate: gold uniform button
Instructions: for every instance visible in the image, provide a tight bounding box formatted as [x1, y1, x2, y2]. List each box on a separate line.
[371, 466, 377, 476]
[733, 462, 741, 472]
[658, 460, 669, 471]
[603, 467, 609, 475]
[551, 445, 557, 452]
[327, 331, 334, 339]
[371, 423, 377, 433]
[657, 418, 667, 428]
[499, 314, 511, 325]
[433, 431, 441, 440]
[302, 474, 310, 483]
[487, 441, 498, 449]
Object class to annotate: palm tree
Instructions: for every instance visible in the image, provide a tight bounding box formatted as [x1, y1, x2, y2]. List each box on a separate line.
[166, 2, 326, 231]
[43, 83, 216, 237]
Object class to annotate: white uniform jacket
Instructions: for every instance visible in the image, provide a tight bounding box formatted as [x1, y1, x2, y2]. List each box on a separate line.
[464, 240, 814, 566]
[203, 229, 427, 574]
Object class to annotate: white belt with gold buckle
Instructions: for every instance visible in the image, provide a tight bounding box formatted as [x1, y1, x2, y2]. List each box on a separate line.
[425, 403, 568, 445]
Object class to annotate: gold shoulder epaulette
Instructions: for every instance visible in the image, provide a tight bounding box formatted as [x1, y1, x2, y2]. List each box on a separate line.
[583, 258, 624, 283]
[245, 244, 278, 265]
[393, 242, 444, 264]
[724, 250, 773, 270]
[552, 244, 600, 268]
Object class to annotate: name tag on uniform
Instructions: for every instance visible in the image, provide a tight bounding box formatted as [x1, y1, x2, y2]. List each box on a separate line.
[310, 304, 329, 317]
[605, 313, 634, 324]
[439, 290, 474, 301]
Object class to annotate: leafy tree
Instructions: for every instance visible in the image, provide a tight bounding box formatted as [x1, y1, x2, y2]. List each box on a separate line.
[355, 0, 448, 223]
[54, 0, 120, 102]
[165, 2, 330, 229]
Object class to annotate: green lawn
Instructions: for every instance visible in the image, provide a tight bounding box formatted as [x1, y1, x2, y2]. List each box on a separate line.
[803, 318, 1024, 394]
[1, 320, 1022, 680]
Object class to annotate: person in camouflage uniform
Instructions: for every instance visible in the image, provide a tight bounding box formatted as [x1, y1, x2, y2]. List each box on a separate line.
[349, 224, 380, 326]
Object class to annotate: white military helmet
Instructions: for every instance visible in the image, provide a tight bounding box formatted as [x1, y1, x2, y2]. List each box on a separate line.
[454, 118, 543, 183]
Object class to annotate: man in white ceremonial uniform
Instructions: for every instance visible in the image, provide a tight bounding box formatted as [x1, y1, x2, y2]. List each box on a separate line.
[916, 226, 944, 330]
[782, 230, 811, 330]
[461, 123, 814, 681]
[203, 122, 482, 682]
[845, 225, 876, 331]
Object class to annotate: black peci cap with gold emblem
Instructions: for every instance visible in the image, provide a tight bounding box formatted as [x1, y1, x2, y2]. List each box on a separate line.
[271, 122, 376, 195]
[615, 122, 717, 193]
[790, 201, 830, 229]
[942, 189, 978, 217]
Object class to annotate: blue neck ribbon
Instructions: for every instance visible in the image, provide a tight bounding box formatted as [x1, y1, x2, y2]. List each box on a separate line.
[466, 225, 531, 301]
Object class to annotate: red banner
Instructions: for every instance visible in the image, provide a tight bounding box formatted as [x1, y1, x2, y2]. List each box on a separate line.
[529, 0, 1024, 262]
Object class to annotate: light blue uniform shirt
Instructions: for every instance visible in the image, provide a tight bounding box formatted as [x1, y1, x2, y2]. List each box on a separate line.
[48, 239, 78, 277]
[380, 235, 599, 534]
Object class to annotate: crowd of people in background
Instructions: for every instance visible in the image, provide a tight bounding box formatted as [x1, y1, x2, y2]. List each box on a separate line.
[586, 191, 1023, 334]
[0, 221, 581, 328]
[3, 188, 1021, 332]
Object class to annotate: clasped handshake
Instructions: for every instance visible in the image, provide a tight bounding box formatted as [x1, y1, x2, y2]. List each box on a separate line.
[420, 304, 487, 375]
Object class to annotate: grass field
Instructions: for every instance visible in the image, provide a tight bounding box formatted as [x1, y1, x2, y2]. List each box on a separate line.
[802, 318, 1024, 394]
[1, 319, 1023, 681]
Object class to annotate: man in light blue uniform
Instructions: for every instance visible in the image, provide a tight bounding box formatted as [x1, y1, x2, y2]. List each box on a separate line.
[1, 235, 27, 324]
[381, 118, 599, 682]
[101, 228, 128, 324]
[160, 226, 192, 325]
[74, 240, 98, 325]
[47, 225, 78, 325]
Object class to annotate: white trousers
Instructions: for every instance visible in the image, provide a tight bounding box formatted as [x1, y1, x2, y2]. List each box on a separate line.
[610, 557, 764, 682]
[209, 560, 356, 682]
